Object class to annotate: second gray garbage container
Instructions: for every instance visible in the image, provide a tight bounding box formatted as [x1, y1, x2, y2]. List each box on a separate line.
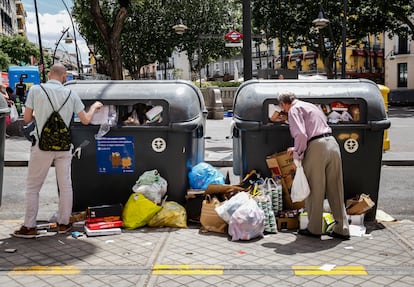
[232, 79, 391, 221]
[66, 80, 206, 211]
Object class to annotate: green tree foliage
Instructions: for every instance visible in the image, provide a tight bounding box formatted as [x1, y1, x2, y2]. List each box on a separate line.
[0, 50, 11, 71]
[172, 0, 241, 78]
[121, 0, 177, 79]
[73, 0, 240, 80]
[252, 0, 414, 78]
[0, 34, 39, 68]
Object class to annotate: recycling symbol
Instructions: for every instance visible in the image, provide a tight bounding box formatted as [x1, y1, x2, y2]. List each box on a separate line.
[152, 137, 166, 153]
[344, 138, 359, 153]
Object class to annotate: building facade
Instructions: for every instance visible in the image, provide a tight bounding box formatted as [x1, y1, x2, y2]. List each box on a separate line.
[1, 0, 17, 36]
[15, 0, 25, 37]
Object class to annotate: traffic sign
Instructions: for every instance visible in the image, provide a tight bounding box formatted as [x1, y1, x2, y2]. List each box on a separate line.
[225, 30, 243, 43]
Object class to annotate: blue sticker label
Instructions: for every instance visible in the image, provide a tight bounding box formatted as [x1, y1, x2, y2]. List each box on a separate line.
[96, 136, 135, 174]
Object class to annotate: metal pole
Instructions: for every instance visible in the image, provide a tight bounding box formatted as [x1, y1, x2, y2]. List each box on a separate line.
[62, 0, 81, 77]
[279, 0, 283, 69]
[34, 0, 46, 83]
[341, 0, 347, 79]
[242, 0, 252, 80]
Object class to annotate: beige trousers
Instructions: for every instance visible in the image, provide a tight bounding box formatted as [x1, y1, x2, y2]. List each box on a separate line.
[302, 136, 350, 236]
[24, 142, 73, 228]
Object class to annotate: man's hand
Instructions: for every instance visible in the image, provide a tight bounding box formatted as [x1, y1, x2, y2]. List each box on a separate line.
[91, 101, 103, 111]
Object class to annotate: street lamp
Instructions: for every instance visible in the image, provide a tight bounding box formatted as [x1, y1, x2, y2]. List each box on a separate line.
[61, 0, 81, 76]
[52, 27, 74, 65]
[172, 19, 188, 35]
[313, 9, 337, 79]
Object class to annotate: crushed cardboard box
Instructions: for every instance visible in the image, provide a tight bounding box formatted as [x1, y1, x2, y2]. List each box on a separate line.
[266, 151, 304, 210]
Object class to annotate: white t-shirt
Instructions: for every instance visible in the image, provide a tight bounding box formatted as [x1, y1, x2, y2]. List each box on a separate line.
[26, 80, 85, 139]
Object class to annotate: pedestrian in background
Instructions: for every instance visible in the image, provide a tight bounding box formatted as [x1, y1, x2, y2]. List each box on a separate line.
[278, 92, 350, 240]
[13, 63, 103, 238]
[15, 76, 27, 104]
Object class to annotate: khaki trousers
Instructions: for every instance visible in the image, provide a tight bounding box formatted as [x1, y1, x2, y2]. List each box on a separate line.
[24, 143, 73, 228]
[302, 136, 349, 236]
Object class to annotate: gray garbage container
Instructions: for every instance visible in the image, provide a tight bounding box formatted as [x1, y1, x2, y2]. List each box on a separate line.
[0, 95, 10, 206]
[232, 79, 391, 221]
[65, 80, 206, 211]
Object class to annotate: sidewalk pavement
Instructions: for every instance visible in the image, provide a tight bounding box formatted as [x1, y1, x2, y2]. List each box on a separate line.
[1, 118, 414, 286]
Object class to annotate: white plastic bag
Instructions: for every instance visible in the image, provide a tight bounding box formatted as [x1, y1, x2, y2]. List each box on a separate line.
[132, 169, 168, 204]
[10, 104, 19, 123]
[228, 198, 265, 241]
[215, 191, 249, 223]
[290, 159, 310, 202]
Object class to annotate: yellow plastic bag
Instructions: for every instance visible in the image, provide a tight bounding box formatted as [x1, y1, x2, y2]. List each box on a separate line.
[148, 201, 188, 228]
[122, 193, 162, 229]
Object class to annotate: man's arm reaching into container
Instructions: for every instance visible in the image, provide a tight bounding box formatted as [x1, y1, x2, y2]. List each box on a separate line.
[77, 101, 103, 125]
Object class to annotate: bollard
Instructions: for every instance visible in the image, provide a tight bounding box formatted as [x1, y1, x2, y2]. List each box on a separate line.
[205, 87, 224, 120]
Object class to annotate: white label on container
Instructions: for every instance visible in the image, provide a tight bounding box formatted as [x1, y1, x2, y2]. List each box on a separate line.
[152, 137, 166, 153]
[344, 138, 359, 153]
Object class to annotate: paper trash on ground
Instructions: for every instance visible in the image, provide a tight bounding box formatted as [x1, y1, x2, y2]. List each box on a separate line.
[349, 224, 366, 237]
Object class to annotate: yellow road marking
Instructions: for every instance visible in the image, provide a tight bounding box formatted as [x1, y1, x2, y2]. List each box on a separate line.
[152, 264, 224, 275]
[292, 265, 367, 276]
[9, 266, 80, 275]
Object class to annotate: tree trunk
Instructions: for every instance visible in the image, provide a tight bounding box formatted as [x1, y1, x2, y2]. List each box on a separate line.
[90, 0, 128, 80]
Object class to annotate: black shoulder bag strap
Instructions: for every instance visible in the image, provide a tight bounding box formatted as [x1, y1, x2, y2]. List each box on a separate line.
[35, 84, 72, 138]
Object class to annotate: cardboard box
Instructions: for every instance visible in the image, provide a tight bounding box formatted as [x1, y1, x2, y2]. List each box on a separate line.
[87, 216, 121, 223]
[346, 194, 375, 215]
[185, 189, 205, 221]
[266, 152, 304, 210]
[277, 217, 299, 231]
[87, 204, 123, 219]
[84, 226, 122, 237]
[299, 212, 335, 234]
[347, 214, 365, 225]
[86, 220, 123, 230]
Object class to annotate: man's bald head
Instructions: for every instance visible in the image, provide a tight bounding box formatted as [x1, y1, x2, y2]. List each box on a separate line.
[48, 63, 67, 83]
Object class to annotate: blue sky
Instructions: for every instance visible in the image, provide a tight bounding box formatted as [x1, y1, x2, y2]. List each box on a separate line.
[21, 0, 89, 65]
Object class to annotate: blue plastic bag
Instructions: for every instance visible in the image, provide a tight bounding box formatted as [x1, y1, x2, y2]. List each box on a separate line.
[188, 162, 225, 190]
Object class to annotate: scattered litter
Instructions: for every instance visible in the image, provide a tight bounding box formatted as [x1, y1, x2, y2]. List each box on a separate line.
[349, 225, 366, 237]
[237, 250, 246, 255]
[375, 210, 396, 222]
[319, 264, 336, 271]
[58, 240, 65, 245]
[142, 242, 152, 246]
[105, 240, 114, 244]
[344, 246, 354, 250]
[71, 231, 83, 239]
[5, 248, 17, 253]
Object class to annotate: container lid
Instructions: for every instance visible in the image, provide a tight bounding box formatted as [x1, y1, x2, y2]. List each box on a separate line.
[233, 79, 387, 122]
[65, 80, 206, 123]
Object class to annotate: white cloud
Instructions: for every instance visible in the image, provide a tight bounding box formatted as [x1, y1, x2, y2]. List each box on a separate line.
[25, 10, 89, 65]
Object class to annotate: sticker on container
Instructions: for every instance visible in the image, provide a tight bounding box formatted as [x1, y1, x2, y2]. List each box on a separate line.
[152, 137, 166, 153]
[344, 138, 359, 153]
[96, 136, 135, 174]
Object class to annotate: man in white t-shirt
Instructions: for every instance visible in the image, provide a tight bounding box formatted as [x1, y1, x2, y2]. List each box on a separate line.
[13, 63, 103, 238]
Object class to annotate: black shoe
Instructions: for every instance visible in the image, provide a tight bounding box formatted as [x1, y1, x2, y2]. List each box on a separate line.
[298, 228, 320, 238]
[328, 231, 350, 240]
